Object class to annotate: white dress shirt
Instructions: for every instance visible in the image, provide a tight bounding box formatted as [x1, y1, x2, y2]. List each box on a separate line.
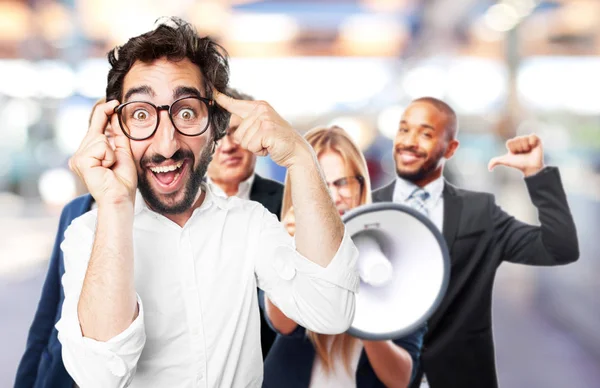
[392, 175, 445, 232]
[56, 183, 358, 388]
[207, 174, 255, 200]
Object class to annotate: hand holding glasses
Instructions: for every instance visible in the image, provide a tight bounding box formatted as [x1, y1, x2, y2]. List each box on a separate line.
[69, 100, 138, 206]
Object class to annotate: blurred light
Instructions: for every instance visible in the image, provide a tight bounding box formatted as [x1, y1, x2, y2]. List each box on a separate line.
[78, 0, 167, 44]
[229, 57, 392, 119]
[517, 59, 563, 110]
[328, 117, 376, 151]
[0, 99, 41, 150]
[446, 58, 507, 114]
[562, 0, 598, 32]
[472, 19, 504, 42]
[402, 64, 447, 100]
[38, 168, 77, 207]
[189, 0, 230, 36]
[38, 61, 76, 99]
[227, 13, 298, 43]
[518, 57, 600, 114]
[55, 102, 96, 155]
[502, 0, 536, 18]
[37, 1, 74, 41]
[377, 105, 405, 140]
[0, 2, 32, 40]
[562, 61, 600, 115]
[361, 0, 412, 12]
[77, 59, 111, 98]
[0, 60, 38, 98]
[485, 3, 520, 32]
[339, 15, 409, 56]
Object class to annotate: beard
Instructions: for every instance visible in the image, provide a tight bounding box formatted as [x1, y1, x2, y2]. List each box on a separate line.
[137, 144, 213, 215]
[395, 145, 445, 183]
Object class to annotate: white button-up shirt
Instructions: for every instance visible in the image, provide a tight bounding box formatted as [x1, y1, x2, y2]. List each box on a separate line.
[206, 174, 255, 200]
[56, 183, 359, 388]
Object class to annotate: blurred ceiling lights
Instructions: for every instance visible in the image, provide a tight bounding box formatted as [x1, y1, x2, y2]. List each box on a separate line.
[484, 0, 537, 32]
[338, 14, 409, 56]
[328, 116, 377, 151]
[0, 1, 32, 41]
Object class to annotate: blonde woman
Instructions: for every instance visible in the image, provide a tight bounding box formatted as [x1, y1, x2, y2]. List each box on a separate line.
[260, 126, 426, 388]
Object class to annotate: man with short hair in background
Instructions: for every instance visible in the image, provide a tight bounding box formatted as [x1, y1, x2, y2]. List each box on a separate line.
[206, 87, 284, 358]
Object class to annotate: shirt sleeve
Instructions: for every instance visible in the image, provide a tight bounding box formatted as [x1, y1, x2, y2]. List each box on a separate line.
[254, 208, 359, 335]
[55, 213, 146, 388]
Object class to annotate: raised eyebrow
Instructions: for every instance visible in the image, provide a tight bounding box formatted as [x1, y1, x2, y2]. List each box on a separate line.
[124, 85, 154, 102]
[173, 86, 203, 100]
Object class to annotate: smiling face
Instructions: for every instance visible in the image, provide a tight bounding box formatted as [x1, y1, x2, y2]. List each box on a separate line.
[393, 102, 459, 187]
[206, 114, 257, 190]
[120, 57, 213, 214]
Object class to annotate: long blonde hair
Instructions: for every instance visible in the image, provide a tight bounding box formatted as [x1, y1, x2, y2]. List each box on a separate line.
[281, 125, 372, 374]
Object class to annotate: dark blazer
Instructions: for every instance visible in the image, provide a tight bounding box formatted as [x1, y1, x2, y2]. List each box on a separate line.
[372, 167, 579, 388]
[15, 174, 283, 388]
[259, 290, 427, 388]
[248, 174, 285, 358]
[15, 194, 93, 388]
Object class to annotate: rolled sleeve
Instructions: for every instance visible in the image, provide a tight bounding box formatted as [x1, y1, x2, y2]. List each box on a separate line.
[255, 209, 359, 335]
[56, 213, 146, 388]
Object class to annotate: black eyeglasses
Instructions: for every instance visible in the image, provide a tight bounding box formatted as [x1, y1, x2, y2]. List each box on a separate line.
[326, 176, 365, 199]
[114, 96, 214, 141]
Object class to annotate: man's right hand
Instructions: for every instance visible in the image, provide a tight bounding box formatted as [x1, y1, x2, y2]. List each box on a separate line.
[69, 100, 138, 206]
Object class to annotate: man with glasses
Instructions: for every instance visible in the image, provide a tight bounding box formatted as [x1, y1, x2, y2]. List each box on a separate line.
[55, 17, 359, 388]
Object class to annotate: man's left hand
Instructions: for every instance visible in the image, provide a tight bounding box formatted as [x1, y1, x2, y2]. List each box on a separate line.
[214, 91, 310, 168]
[488, 134, 545, 177]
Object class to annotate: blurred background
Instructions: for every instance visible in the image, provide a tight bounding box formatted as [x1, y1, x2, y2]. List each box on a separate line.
[1, 0, 599, 386]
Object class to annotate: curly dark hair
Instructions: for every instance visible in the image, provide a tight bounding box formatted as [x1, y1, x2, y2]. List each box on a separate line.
[106, 17, 231, 144]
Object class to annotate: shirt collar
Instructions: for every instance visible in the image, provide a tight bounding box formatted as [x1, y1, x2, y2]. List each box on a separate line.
[206, 173, 255, 199]
[393, 174, 445, 204]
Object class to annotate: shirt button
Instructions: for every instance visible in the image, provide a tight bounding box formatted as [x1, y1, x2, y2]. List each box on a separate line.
[273, 254, 296, 281]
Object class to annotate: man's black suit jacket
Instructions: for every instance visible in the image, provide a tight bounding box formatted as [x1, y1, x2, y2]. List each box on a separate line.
[372, 167, 579, 388]
[249, 174, 285, 359]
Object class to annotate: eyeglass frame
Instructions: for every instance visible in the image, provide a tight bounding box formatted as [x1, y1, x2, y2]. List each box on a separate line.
[326, 175, 365, 199]
[113, 96, 215, 141]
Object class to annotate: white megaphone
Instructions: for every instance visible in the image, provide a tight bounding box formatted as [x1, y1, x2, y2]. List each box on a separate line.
[342, 202, 450, 340]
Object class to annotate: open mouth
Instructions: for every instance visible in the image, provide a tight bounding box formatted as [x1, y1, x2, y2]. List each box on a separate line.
[148, 160, 188, 192]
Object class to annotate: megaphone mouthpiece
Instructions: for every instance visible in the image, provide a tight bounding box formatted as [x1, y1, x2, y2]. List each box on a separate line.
[353, 234, 393, 287]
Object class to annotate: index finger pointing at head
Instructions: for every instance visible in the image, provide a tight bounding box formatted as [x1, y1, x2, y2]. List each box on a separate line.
[213, 89, 255, 118]
[89, 100, 120, 136]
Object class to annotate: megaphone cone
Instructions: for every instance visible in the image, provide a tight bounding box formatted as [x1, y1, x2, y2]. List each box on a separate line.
[342, 202, 450, 340]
